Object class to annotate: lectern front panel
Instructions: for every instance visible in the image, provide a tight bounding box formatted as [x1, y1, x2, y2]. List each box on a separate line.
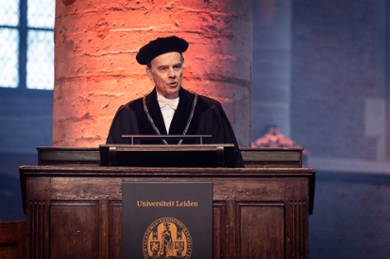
[20, 166, 314, 259]
[50, 202, 99, 259]
[239, 204, 285, 259]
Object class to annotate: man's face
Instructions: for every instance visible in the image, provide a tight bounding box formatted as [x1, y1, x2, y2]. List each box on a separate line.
[146, 52, 183, 98]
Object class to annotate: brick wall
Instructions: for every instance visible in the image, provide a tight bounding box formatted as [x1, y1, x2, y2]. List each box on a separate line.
[291, 0, 388, 160]
[53, 0, 252, 147]
[0, 93, 53, 155]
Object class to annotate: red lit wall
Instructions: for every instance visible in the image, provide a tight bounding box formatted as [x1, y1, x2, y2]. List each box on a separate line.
[53, 0, 252, 147]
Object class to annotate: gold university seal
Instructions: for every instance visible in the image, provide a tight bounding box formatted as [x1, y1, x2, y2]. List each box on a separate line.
[142, 217, 193, 259]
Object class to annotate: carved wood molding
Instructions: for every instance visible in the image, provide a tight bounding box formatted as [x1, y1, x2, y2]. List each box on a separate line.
[27, 200, 49, 259]
[287, 199, 308, 259]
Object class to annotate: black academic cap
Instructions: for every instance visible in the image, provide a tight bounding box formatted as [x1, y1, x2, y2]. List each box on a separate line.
[136, 36, 189, 65]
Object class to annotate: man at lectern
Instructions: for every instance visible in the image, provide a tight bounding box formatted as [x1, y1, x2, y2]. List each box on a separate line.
[106, 36, 244, 167]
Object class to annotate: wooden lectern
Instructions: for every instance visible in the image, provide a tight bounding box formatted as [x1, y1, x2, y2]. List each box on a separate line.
[19, 146, 315, 259]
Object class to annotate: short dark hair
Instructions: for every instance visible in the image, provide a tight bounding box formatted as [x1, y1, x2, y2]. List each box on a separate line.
[147, 54, 185, 70]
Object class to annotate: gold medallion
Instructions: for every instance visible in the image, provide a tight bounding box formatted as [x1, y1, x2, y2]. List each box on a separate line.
[142, 217, 193, 259]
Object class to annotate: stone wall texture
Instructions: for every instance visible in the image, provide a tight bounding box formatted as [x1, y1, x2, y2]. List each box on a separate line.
[53, 0, 253, 147]
[291, 0, 389, 161]
[0, 94, 53, 155]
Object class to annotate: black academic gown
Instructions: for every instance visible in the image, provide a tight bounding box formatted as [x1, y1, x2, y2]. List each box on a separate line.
[106, 87, 244, 167]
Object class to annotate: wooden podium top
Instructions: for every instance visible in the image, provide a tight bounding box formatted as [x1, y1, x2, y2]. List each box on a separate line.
[19, 165, 315, 215]
[36, 146, 304, 168]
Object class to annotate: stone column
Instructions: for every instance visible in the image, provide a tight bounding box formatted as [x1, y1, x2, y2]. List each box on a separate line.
[252, 0, 291, 139]
[53, 0, 252, 147]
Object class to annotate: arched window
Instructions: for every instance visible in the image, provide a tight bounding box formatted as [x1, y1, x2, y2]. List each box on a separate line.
[0, 0, 55, 91]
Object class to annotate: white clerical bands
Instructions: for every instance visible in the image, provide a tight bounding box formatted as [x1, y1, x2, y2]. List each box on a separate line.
[142, 93, 198, 144]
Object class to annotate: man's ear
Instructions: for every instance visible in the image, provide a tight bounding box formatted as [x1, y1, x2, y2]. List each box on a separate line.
[146, 67, 154, 80]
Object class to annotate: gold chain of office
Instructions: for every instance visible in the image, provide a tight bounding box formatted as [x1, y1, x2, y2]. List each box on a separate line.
[142, 94, 198, 145]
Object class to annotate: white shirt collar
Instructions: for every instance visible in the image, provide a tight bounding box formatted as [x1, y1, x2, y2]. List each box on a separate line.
[157, 92, 179, 110]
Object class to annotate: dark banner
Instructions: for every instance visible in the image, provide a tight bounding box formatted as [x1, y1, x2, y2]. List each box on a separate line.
[122, 182, 213, 259]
